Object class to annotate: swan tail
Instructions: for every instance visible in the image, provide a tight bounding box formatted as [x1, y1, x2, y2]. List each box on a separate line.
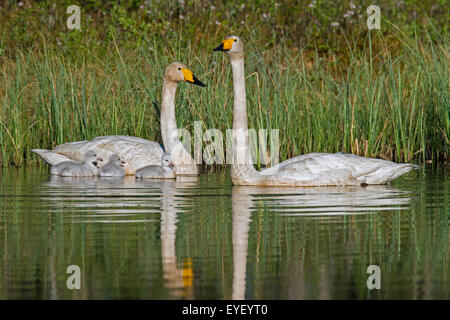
[31, 149, 73, 166]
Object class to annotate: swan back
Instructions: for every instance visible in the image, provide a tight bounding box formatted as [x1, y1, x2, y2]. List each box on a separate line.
[41, 135, 164, 175]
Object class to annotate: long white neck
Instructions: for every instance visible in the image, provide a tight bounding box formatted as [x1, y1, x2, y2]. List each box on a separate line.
[160, 79, 197, 175]
[161, 80, 179, 154]
[230, 55, 257, 183]
[231, 57, 248, 134]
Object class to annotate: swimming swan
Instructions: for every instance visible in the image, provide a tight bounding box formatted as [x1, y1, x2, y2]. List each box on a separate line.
[99, 154, 126, 177]
[213, 36, 419, 186]
[32, 62, 205, 176]
[135, 153, 175, 179]
[50, 150, 103, 177]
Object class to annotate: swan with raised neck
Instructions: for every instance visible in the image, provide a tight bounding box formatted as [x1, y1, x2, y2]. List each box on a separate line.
[32, 62, 205, 176]
[214, 36, 419, 186]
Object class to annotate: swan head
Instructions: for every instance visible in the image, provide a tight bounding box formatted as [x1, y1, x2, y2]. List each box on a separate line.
[109, 154, 126, 167]
[83, 150, 103, 168]
[213, 35, 244, 57]
[166, 62, 205, 87]
[161, 153, 175, 168]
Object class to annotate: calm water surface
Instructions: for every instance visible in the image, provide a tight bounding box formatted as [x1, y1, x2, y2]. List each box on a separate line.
[0, 166, 448, 299]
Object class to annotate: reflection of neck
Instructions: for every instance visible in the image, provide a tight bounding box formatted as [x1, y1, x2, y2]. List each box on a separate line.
[230, 56, 257, 182]
[160, 182, 182, 296]
[231, 186, 251, 300]
[161, 184, 177, 262]
[161, 79, 180, 154]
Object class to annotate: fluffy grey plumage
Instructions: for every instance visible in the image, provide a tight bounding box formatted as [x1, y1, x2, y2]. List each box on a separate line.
[135, 154, 175, 179]
[99, 154, 126, 177]
[50, 150, 102, 177]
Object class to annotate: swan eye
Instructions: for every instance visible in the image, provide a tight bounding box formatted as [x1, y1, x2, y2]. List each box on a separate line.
[178, 67, 181, 70]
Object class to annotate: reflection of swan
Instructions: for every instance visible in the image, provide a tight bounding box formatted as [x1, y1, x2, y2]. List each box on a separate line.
[50, 150, 102, 176]
[42, 174, 198, 298]
[135, 154, 175, 179]
[32, 63, 204, 176]
[44, 175, 163, 218]
[231, 186, 252, 300]
[43, 175, 197, 212]
[160, 176, 198, 298]
[251, 185, 413, 216]
[214, 36, 419, 186]
[230, 184, 414, 299]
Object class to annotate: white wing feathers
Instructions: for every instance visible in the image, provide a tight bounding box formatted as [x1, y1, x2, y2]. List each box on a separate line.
[261, 153, 419, 185]
[33, 135, 164, 175]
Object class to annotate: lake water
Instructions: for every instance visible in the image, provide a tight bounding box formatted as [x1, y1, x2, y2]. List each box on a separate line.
[0, 166, 448, 299]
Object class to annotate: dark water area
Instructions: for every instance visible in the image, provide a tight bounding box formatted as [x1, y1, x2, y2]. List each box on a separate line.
[0, 166, 448, 299]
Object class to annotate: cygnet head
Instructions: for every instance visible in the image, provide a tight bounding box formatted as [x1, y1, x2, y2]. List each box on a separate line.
[213, 35, 244, 58]
[109, 154, 126, 167]
[165, 62, 205, 87]
[161, 153, 175, 168]
[83, 150, 103, 168]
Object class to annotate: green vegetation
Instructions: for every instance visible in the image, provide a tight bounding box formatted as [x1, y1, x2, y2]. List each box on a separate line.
[0, 0, 448, 167]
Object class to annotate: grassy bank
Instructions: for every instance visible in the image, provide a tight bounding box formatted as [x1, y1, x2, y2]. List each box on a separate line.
[0, 1, 448, 167]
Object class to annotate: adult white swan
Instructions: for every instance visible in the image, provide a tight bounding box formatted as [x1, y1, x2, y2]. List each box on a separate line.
[213, 36, 419, 186]
[32, 62, 205, 175]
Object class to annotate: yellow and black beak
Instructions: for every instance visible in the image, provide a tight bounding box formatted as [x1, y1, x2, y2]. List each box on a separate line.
[181, 68, 206, 87]
[213, 38, 235, 52]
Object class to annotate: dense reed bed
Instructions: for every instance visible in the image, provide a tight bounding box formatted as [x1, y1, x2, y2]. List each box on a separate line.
[0, 1, 448, 167]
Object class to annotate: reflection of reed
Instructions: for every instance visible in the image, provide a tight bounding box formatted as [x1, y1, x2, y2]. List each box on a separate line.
[230, 184, 414, 299]
[3, 169, 447, 299]
[42, 175, 198, 299]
